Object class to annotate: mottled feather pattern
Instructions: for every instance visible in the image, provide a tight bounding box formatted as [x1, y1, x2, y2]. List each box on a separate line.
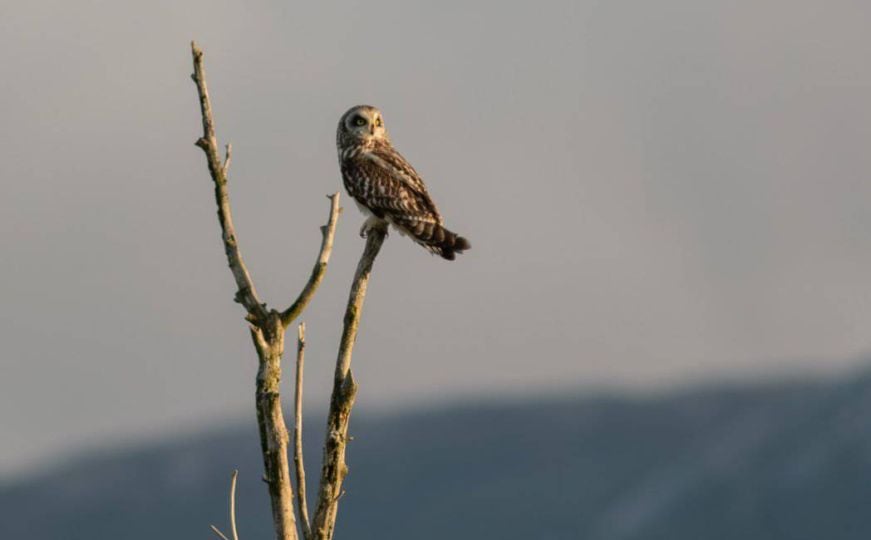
[337, 105, 470, 260]
[369, 140, 431, 195]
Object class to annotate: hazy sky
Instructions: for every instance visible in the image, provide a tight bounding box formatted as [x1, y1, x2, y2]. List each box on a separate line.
[2, 0, 870, 477]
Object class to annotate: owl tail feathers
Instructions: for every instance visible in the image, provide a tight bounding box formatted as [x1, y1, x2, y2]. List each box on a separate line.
[438, 232, 471, 261]
[408, 221, 470, 261]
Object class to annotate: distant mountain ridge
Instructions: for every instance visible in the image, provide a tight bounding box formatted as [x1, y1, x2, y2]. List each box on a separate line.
[3, 370, 871, 539]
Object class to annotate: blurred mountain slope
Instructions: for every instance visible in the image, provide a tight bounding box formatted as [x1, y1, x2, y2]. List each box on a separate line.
[2, 369, 870, 539]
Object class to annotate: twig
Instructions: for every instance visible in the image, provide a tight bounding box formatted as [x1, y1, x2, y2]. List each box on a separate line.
[312, 225, 388, 540]
[222, 143, 232, 177]
[229, 470, 240, 540]
[211, 525, 231, 540]
[191, 41, 266, 322]
[294, 323, 312, 540]
[280, 194, 342, 328]
[210, 470, 240, 540]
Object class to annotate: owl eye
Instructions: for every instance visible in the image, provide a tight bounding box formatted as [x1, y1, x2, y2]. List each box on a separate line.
[352, 116, 367, 127]
[375, 117, 383, 127]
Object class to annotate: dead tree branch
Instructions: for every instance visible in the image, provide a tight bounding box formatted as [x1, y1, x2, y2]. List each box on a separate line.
[250, 315, 298, 540]
[211, 526, 232, 540]
[191, 42, 266, 322]
[210, 470, 240, 540]
[281, 196, 341, 327]
[192, 40, 386, 540]
[294, 324, 312, 540]
[191, 41, 342, 540]
[313, 225, 388, 540]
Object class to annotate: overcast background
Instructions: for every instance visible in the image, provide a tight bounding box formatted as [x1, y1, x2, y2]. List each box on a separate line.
[1, 0, 870, 479]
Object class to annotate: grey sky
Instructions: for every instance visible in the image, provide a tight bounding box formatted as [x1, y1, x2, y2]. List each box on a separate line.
[2, 0, 870, 477]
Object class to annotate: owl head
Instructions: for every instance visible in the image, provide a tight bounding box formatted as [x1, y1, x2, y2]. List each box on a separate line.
[337, 105, 388, 148]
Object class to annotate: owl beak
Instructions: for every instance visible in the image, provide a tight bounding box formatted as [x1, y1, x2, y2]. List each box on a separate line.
[369, 125, 376, 136]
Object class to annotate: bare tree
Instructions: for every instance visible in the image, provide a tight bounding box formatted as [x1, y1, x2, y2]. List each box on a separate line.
[191, 42, 387, 540]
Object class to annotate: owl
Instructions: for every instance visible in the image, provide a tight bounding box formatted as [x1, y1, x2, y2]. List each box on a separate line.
[336, 105, 471, 261]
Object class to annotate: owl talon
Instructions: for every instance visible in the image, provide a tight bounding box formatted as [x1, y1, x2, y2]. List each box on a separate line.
[359, 216, 386, 238]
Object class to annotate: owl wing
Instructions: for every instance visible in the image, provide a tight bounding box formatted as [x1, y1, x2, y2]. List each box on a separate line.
[341, 145, 470, 260]
[342, 147, 443, 225]
[369, 142, 429, 195]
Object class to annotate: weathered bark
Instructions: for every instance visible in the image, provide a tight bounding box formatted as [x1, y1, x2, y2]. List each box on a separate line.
[250, 313, 297, 540]
[313, 225, 388, 540]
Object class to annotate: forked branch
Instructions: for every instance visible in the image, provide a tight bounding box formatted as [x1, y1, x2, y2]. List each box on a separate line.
[192, 41, 340, 540]
[192, 41, 384, 540]
[191, 42, 341, 328]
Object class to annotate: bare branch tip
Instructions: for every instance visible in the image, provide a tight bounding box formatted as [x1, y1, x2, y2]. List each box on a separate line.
[210, 525, 231, 540]
[222, 143, 233, 174]
[229, 470, 239, 540]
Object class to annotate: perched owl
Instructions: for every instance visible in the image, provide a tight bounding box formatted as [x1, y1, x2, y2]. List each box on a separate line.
[336, 105, 470, 260]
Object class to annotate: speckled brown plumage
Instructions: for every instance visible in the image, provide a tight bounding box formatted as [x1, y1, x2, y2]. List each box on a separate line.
[336, 105, 470, 260]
